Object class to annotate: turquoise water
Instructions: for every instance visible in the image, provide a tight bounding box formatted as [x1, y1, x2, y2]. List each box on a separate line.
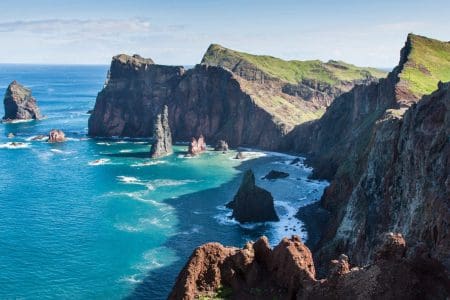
[0, 65, 327, 299]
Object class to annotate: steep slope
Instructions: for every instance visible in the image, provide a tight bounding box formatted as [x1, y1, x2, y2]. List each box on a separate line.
[2, 80, 42, 121]
[285, 34, 450, 272]
[88, 47, 384, 149]
[202, 43, 385, 106]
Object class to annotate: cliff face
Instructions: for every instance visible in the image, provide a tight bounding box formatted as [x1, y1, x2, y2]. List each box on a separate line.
[285, 34, 450, 273]
[88, 54, 185, 137]
[202, 44, 385, 107]
[88, 47, 384, 149]
[2, 80, 42, 121]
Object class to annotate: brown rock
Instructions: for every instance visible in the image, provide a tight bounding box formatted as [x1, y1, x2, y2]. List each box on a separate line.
[48, 129, 66, 143]
[187, 134, 206, 156]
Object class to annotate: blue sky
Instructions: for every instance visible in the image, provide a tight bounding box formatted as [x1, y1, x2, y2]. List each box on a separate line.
[0, 0, 449, 67]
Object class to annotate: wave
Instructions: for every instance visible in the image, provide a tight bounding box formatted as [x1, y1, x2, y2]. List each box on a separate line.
[0, 142, 30, 149]
[119, 149, 132, 153]
[50, 149, 73, 155]
[88, 158, 111, 166]
[25, 135, 48, 142]
[130, 160, 166, 167]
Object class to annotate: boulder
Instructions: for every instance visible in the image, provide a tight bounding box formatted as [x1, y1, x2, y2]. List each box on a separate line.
[2, 80, 42, 121]
[48, 129, 66, 143]
[263, 170, 289, 180]
[227, 169, 279, 223]
[214, 140, 229, 152]
[149, 105, 173, 158]
[234, 151, 245, 159]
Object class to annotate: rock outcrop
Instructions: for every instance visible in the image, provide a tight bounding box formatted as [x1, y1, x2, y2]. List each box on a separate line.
[88, 46, 384, 150]
[284, 34, 450, 274]
[149, 105, 173, 158]
[187, 135, 206, 156]
[226, 170, 279, 223]
[2, 81, 42, 121]
[48, 129, 66, 143]
[214, 140, 229, 151]
[170, 234, 450, 299]
[262, 170, 289, 180]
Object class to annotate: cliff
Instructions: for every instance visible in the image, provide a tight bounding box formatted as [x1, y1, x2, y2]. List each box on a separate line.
[284, 34, 450, 273]
[202, 43, 385, 106]
[2, 80, 42, 121]
[88, 47, 384, 149]
[170, 234, 449, 299]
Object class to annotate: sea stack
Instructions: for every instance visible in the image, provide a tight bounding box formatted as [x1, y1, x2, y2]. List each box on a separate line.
[150, 105, 173, 158]
[227, 169, 279, 223]
[187, 134, 206, 156]
[214, 140, 229, 152]
[48, 129, 66, 143]
[2, 81, 42, 121]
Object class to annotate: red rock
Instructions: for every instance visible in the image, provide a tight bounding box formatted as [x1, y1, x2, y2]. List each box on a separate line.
[48, 129, 66, 143]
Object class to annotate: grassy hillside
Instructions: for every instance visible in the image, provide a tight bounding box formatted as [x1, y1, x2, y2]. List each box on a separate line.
[400, 34, 450, 96]
[202, 44, 386, 85]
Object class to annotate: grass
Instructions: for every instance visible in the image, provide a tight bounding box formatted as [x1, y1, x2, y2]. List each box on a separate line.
[202, 44, 386, 85]
[400, 34, 450, 97]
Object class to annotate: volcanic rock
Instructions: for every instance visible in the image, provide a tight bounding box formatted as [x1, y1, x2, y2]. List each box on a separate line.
[2, 81, 42, 121]
[262, 170, 289, 180]
[170, 234, 450, 299]
[214, 140, 229, 152]
[187, 135, 206, 156]
[149, 105, 172, 158]
[234, 151, 245, 159]
[227, 170, 279, 223]
[48, 129, 66, 143]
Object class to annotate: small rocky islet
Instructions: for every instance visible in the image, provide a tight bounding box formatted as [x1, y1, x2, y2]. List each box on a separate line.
[2, 32, 449, 299]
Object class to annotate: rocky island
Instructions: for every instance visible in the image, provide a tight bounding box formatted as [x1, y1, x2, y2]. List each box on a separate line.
[2, 80, 42, 122]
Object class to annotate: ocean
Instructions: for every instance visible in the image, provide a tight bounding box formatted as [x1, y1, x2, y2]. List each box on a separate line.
[0, 64, 327, 299]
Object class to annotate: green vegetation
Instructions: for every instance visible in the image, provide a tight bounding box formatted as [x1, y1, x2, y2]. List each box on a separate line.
[400, 34, 450, 96]
[197, 285, 232, 300]
[202, 44, 386, 85]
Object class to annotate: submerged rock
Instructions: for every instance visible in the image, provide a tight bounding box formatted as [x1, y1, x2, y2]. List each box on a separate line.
[48, 129, 66, 143]
[227, 169, 279, 223]
[150, 105, 173, 158]
[214, 140, 229, 152]
[187, 134, 206, 156]
[263, 170, 289, 180]
[2, 81, 42, 121]
[7, 133, 15, 138]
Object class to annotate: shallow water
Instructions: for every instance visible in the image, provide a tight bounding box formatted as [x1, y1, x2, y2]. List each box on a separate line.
[0, 65, 327, 299]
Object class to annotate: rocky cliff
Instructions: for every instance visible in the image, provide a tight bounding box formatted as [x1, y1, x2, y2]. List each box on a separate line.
[170, 234, 449, 299]
[284, 34, 450, 274]
[149, 105, 173, 158]
[2, 80, 42, 121]
[88, 47, 384, 149]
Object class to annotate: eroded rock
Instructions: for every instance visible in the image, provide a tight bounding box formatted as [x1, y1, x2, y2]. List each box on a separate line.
[2, 81, 42, 121]
[150, 105, 172, 158]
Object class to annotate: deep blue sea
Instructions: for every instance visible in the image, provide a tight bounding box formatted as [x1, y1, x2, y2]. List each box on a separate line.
[0, 64, 327, 299]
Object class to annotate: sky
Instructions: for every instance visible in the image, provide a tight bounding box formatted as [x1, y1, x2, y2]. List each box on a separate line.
[0, 0, 449, 67]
